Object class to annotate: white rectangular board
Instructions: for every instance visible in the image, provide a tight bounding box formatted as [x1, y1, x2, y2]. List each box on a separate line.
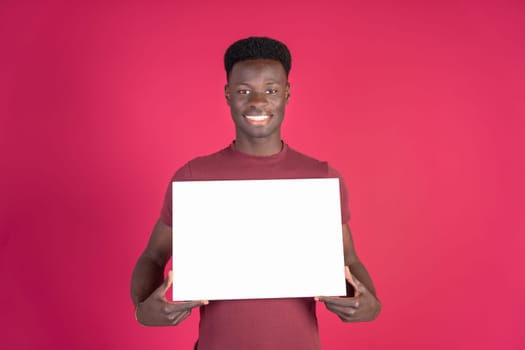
[171, 178, 346, 301]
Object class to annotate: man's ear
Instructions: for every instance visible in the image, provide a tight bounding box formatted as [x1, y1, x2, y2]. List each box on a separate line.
[225, 84, 231, 106]
[285, 82, 291, 103]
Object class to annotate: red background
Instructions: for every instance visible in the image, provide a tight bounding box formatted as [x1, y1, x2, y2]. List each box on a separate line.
[1, 1, 524, 349]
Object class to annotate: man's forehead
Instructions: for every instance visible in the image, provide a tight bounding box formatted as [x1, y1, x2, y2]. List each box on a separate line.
[229, 59, 287, 82]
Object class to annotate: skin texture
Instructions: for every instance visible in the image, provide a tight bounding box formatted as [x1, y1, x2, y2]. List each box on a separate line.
[131, 220, 207, 326]
[225, 59, 290, 156]
[130, 58, 381, 326]
[316, 224, 382, 322]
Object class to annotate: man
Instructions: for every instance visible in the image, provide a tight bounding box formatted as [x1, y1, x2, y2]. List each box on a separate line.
[131, 37, 381, 350]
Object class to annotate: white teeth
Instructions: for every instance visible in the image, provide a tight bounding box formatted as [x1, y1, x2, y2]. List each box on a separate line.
[245, 115, 269, 121]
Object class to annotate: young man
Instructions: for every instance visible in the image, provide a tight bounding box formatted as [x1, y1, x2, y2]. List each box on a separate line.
[131, 37, 381, 350]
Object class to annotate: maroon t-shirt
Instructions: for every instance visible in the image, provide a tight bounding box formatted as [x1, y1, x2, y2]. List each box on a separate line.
[160, 142, 351, 350]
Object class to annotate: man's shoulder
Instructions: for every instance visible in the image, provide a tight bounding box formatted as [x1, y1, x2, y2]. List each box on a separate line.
[287, 145, 325, 163]
[285, 145, 330, 169]
[286, 144, 344, 178]
[170, 145, 231, 180]
[187, 145, 231, 165]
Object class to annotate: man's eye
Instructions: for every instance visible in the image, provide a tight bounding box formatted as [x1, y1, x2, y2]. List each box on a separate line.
[265, 89, 278, 94]
[238, 89, 250, 95]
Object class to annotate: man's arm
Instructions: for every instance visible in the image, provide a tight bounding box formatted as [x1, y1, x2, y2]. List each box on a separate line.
[342, 224, 377, 297]
[130, 219, 207, 326]
[316, 224, 381, 322]
[131, 220, 172, 305]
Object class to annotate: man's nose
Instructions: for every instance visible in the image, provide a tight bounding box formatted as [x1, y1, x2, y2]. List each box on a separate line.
[248, 91, 268, 105]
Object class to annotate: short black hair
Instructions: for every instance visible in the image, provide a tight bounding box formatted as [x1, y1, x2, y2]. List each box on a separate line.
[224, 36, 292, 80]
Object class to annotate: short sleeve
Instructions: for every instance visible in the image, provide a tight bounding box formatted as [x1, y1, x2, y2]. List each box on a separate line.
[159, 163, 192, 226]
[327, 165, 351, 224]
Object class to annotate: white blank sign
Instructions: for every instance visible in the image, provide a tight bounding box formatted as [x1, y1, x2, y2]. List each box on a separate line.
[171, 178, 346, 301]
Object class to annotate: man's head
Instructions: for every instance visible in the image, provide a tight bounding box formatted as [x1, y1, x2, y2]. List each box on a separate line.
[223, 37, 292, 148]
[224, 37, 292, 81]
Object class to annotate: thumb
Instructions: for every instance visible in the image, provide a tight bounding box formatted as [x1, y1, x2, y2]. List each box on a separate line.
[156, 270, 173, 298]
[353, 277, 368, 295]
[345, 266, 361, 297]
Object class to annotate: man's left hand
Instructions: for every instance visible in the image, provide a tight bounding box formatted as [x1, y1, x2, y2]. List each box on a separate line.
[316, 266, 381, 322]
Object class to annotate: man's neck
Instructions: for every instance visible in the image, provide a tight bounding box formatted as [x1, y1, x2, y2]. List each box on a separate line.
[233, 137, 283, 157]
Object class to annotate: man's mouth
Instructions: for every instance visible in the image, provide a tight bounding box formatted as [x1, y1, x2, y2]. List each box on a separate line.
[243, 114, 271, 125]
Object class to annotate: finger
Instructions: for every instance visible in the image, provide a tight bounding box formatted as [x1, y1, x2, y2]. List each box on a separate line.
[156, 270, 173, 298]
[324, 303, 358, 320]
[165, 299, 208, 313]
[345, 266, 361, 297]
[317, 296, 360, 308]
[345, 265, 352, 280]
[352, 276, 368, 295]
[169, 310, 191, 325]
[323, 301, 365, 323]
[166, 310, 186, 321]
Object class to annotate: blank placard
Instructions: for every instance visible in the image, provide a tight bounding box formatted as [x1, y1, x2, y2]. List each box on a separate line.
[172, 178, 346, 301]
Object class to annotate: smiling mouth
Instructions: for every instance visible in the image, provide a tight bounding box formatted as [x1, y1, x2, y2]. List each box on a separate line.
[243, 114, 271, 125]
[245, 115, 269, 121]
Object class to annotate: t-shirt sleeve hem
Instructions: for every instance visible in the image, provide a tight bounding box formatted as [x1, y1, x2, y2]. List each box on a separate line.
[159, 163, 192, 228]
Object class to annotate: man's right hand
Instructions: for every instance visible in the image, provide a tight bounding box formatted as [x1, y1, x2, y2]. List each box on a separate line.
[135, 271, 208, 326]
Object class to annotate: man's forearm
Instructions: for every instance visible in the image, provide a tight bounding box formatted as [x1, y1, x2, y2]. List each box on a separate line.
[130, 255, 166, 306]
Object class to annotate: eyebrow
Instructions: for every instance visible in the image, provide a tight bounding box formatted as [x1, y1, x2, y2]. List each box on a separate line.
[233, 81, 282, 86]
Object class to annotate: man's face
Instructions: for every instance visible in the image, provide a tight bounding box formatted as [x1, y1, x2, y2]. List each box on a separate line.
[225, 59, 290, 141]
